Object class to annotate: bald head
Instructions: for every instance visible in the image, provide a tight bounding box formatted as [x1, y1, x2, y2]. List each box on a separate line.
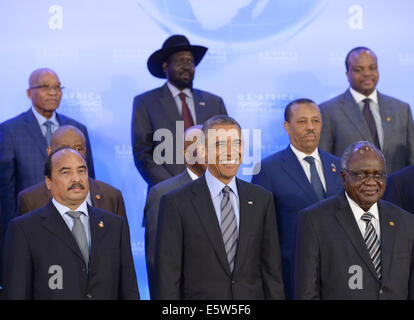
[183, 125, 207, 177]
[28, 68, 58, 87]
[47, 125, 87, 159]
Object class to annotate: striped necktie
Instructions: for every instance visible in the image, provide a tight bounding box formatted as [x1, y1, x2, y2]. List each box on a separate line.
[220, 186, 238, 272]
[361, 212, 381, 279]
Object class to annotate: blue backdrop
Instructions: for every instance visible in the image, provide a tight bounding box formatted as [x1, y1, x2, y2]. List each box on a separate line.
[1, 0, 413, 299]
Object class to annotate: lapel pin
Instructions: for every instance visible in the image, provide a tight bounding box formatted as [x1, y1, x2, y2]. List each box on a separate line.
[248, 201, 253, 205]
[386, 117, 391, 122]
[331, 163, 337, 172]
[98, 221, 104, 228]
[95, 194, 101, 200]
[199, 102, 206, 106]
[389, 221, 395, 227]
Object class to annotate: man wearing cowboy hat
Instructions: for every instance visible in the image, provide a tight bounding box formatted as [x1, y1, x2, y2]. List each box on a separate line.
[131, 34, 228, 196]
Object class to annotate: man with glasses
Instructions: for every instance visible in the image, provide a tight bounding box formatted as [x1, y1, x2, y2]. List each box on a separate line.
[0, 68, 95, 230]
[295, 141, 414, 299]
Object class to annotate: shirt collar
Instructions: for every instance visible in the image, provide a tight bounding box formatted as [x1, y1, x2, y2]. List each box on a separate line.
[205, 168, 239, 199]
[52, 197, 89, 217]
[31, 106, 59, 127]
[290, 144, 321, 163]
[167, 81, 192, 99]
[349, 87, 378, 104]
[186, 167, 200, 181]
[345, 191, 379, 221]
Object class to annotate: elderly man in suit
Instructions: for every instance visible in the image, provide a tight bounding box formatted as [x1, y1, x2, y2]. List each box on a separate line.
[319, 47, 414, 175]
[144, 124, 206, 299]
[251, 98, 343, 299]
[1, 147, 139, 300]
[295, 141, 414, 300]
[0, 68, 95, 230]
[154, 115, 285, 300]
[131, 34, 227, 188]
[17, 125, 126, 219]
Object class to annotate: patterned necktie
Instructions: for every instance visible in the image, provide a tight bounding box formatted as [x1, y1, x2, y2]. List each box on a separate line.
[66, 211, 89, 267]
[44, 120, 53, 146]
[304, 156, 326, 201]
[362, 98, 380, 150]
[221, 186, 238, 272]
[361, 212, 381, 279]
[178, 92, 194, 130]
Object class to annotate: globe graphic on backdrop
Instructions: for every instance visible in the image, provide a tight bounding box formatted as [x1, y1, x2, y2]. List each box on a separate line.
[137, 0, 330, 47]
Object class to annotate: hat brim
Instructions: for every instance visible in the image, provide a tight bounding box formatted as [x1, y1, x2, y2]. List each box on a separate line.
[147, 45, 207, 78]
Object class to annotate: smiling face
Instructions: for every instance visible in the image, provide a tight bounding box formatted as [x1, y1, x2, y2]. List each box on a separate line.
[163, 50, 195, 90]
[205, 124, 243, 184]
[341, 147, 386, 211]
[45, 149, 89, 210]
[284, 102, 322, 155]
[346, 50, 379, 96]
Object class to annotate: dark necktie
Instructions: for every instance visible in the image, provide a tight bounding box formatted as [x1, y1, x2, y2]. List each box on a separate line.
[221, 186, 238, 272]
[362, 98, 380, 150]
[361, 212, 381, 279]
[178, 92, 194, 130]
[44, 120, 53, 146]
[304, 156, 326, 201]
[66, 211, 89, 267]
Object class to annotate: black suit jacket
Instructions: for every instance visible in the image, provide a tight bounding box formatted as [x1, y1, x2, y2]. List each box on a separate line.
[143, 169, 193, 299]
[295, 193, 414, 300]
[383, 164, 414, 214]
[131, 83, 227, 187]
[154, 175, 285, 300]
[1, 201, 139, 300]
[17, 178, 127, 219]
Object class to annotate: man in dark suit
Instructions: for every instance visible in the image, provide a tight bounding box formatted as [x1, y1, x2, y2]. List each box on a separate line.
[144, 125, 206, 298]
[154, 115, 284, 300]
[131, 34, 227, 188]
[0, 68, 95, 229]
[1, 147, 139, 299]
[251, 98, 343, 299]
[295, 141, 414, 299]
[16, 125, 126, 219]
[383, 165, 414, 214]
[319, 47, 414, 175]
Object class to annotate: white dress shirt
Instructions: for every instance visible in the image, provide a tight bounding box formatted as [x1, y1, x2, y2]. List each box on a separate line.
[31, 106, 59, 137]
[167, 81, 197, 124]
[290, 144, 327, 191]
[345, 191, 381, 239]
[186, 167, 199, 181]
[349, 87, 384, 149]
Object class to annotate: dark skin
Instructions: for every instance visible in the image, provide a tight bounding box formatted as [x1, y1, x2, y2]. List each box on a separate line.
[341, 147, 386, 212]
[162, 51, 195, 90]
[346, 50, 379, 97]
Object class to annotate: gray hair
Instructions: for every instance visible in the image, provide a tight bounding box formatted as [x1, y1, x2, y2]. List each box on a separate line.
[341, 141, 386, 170]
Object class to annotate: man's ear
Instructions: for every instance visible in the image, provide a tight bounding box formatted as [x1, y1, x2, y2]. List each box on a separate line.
[27, 88, 32, 100]
[45, 176, 52, 191]
[283, 121, 290, 134]
[162, 61, 168, 76]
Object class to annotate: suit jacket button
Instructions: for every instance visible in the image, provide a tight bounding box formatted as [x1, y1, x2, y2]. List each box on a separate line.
[379, 289, 383, 294]
[232, 280, 236, 285]
[86, 293, 92, 299]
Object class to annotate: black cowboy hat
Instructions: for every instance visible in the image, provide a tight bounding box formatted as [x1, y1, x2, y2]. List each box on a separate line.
[147, 34, 208, 78]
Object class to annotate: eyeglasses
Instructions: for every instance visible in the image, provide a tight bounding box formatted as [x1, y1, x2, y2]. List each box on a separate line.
[29, 85, 65, 92]
[343, 168, 387, 182]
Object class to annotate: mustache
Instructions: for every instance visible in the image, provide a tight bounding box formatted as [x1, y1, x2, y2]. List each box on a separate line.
[67, 183, 85, 191]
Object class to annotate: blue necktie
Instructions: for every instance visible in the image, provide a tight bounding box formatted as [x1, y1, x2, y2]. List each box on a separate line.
[304, 156, 326, 201]
[44, 120, 53, 146]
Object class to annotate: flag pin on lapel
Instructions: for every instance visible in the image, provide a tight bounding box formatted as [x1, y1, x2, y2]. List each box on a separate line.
[389, 221, 395, 227]
[98, 221, 104, 228]
[199, 102, 206, 106]
[331, 163, 337, 172]
[248, 201, 253, 205]
[386, 117, 391, 122]
[95, 194, 101, 200]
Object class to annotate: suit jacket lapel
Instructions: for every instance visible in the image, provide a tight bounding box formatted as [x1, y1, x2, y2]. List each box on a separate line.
[193, 89, 208, 124]
[159, 83, 181, 129]
[334, 194, 381, 282]
[377, 92, 393, 155]
[191, 176, 231, 275]
[233, 179, 254, 272]
[378, 200, 398, 282]
[89, 205, 106, 269]
[40, 201, 85, 262]
[319, 150, 341, 197]
[280, 147, 318, 202]
[341, 90, 372, 141]
[23, 109, 48, 157]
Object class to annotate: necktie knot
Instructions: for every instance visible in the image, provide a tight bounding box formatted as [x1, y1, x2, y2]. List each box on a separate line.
[304, 156, 315, 165]
[66, 210, 83, 220]
[222, 185, 231, 196]
[44, 120, 53, 129]
[178, 92, 187, 102]
[363, 98, 371, 106]
[361, 212, 374, 223]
